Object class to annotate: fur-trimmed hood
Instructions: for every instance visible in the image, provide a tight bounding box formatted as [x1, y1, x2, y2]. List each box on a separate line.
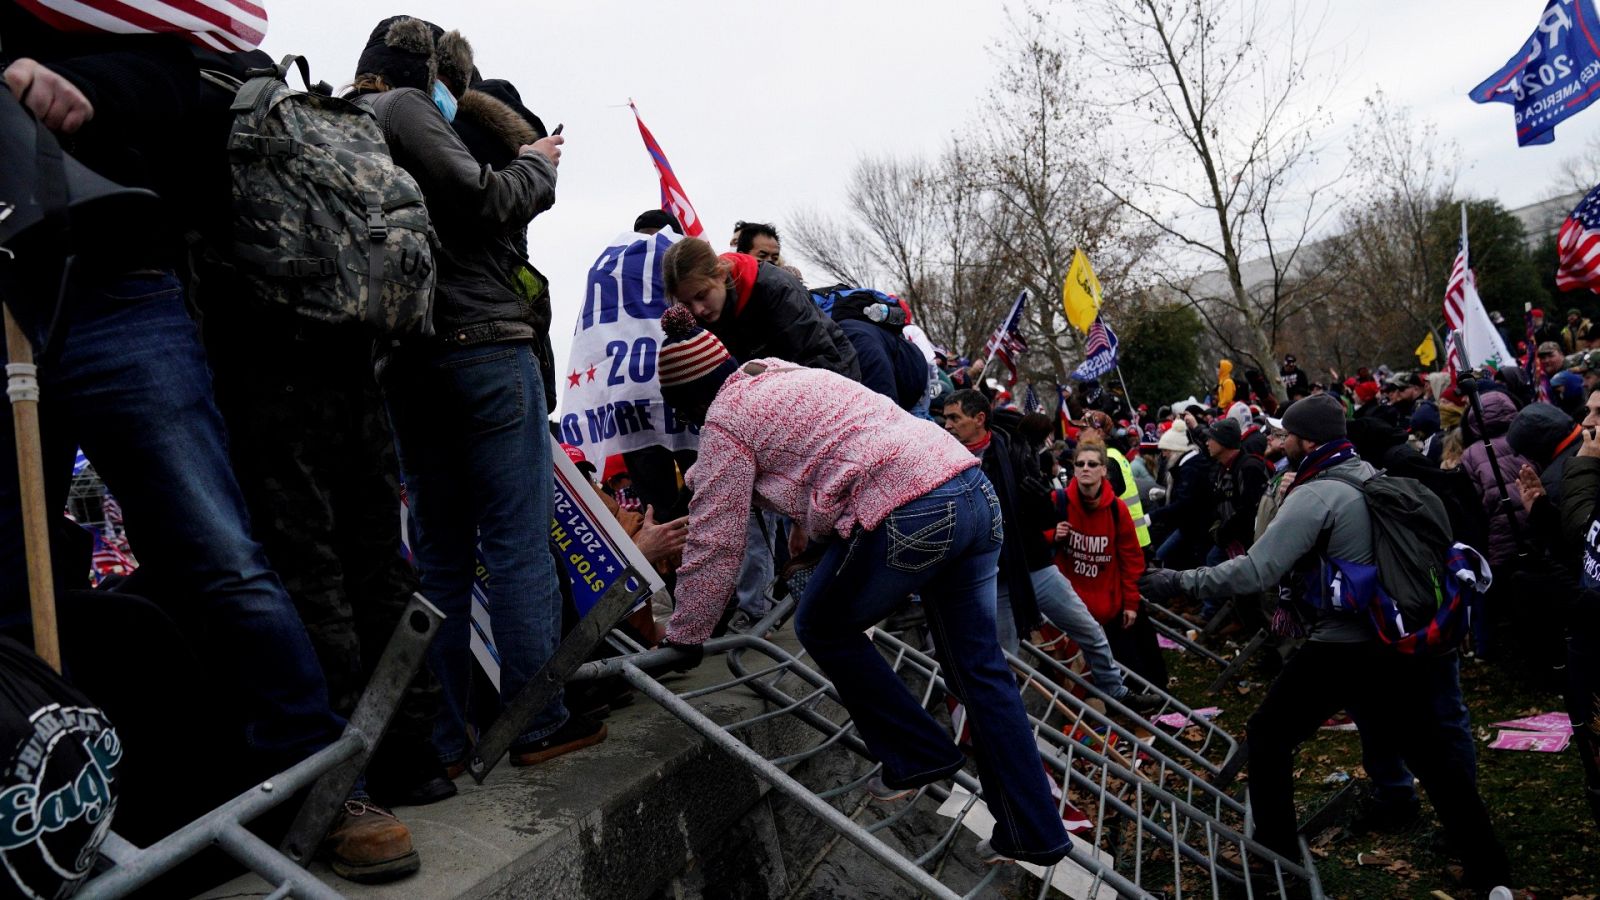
[459, 89, 540, 149]
[453, 79, 546, 169]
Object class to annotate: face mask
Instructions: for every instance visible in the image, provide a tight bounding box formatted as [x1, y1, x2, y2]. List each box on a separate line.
[432, 81, 458, 123]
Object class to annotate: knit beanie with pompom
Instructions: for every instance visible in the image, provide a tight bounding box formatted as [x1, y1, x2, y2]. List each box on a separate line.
[658, 305, 740, 417]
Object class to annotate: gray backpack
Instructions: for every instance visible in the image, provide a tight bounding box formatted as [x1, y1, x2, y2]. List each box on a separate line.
[217, 55, 435, 336]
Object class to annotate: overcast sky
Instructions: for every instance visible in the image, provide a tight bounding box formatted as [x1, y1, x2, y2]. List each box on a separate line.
[260, 0, 1600, 376]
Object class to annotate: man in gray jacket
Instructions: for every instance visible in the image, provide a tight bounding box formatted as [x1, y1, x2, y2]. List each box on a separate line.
[1139, 394, 1510, 889]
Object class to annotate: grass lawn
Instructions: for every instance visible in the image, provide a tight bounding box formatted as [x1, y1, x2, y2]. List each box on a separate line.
[1162, 635, 1598, 899]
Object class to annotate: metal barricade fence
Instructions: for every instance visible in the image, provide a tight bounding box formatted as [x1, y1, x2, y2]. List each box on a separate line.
[570, 597, 1324, 900]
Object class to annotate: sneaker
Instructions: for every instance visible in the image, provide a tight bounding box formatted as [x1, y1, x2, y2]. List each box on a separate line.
[323, 799, 419, 883]
[974, 837, 1012, 865]
[1116, 690, 1162, 713]
[510, 714, 608, 767]
[863, 772, 916, 802]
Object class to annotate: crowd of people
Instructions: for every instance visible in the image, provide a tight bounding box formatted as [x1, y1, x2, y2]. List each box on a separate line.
[0, 6, 1595, 897]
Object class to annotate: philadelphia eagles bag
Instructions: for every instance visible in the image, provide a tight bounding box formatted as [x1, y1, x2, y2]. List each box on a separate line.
[210, 54, 436, 336]
[0, 636, 122, 899]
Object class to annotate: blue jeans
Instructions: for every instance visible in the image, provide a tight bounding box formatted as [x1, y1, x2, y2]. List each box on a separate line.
[794, 468, 1071, 865]
[0, 272, 342, 775]
[1351, 651, 1477, 805]
[1199, 544, 1229, 621]
[995, 566, 1129, 698]
[735, 509, 777, 618]
[381, 341, 565, 760]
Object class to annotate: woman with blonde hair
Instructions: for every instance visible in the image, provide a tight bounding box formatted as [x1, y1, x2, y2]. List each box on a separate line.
[1050, 442, 1166, 684]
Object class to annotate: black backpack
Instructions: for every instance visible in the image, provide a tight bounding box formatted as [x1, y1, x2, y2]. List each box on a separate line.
[1325, 471, 1454, 635]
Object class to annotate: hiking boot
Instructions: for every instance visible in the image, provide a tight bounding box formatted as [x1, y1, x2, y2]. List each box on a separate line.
[510, 714, 608, 767]
[323, 799, 419, 884]
[863, 772, 917, 802]
[1117, 690, 1162, 714]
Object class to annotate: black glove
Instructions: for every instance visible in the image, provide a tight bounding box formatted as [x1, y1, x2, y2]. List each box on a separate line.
[1138, 569, 1185, 602]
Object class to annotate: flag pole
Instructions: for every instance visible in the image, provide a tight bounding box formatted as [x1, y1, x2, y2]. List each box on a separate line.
[4, 305, 60, 673]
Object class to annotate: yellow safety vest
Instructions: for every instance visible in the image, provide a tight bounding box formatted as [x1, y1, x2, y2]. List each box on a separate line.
[1107, 448, 1151, 548]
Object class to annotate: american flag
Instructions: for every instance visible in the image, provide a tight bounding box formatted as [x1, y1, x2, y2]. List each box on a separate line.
[15, 0, 267, 53]
[1022, 382, 1046, 415]
[1557, 183, 1600, 294]
[1069, 316, 1119, 381]
[1441, 209, 1512, 376]
[982, 291, 1029, 386]
[630, 101, 705, 239]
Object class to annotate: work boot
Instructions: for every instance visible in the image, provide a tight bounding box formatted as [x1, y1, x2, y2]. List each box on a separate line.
[323, 798, 420, 883]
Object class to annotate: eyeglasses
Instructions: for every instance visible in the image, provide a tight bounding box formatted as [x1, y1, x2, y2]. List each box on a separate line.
[1074, 460, 1104, 469]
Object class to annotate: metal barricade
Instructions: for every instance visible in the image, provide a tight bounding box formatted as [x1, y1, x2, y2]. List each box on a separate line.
[77, 593, 444, 900]
[573, 599, 1323, 899]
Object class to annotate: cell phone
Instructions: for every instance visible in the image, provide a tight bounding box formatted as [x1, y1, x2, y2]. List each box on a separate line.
[552, 123, 564, 136]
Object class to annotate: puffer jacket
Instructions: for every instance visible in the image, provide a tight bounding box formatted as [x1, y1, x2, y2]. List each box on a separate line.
[710, 254, 861, 379]
[1459, 391, 1532, 567]
[357, 87, 557, 343]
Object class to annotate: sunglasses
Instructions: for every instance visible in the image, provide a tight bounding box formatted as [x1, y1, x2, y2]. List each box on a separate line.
[1074, 460, 1104, 469]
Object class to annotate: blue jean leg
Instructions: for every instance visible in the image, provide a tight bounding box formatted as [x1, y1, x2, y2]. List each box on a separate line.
[383, 341, 566, 761]
[0, 273, 341, 775]
[995, 566, 1129, 697]
[735, 509, 776, 618]
[795, 468, 1070, 864]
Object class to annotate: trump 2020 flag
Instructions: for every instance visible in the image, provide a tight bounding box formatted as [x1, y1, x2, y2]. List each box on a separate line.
[1070, 317, 1119, 382]
[630, 101, 705, 238]
[1469, 1, 1600, 146]
[15, 0, 267, 52]
[558, 230, 700, 467]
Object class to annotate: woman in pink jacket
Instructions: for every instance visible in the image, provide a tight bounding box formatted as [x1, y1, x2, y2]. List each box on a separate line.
[654, 305, 1069, 866]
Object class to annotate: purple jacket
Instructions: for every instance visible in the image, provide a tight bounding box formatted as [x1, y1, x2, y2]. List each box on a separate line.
[1459, 391, 1530, 566]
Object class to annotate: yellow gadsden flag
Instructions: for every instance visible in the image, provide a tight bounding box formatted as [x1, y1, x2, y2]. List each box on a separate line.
[1415, 332, 1438, 367]
[1062, 249, 1102, 333]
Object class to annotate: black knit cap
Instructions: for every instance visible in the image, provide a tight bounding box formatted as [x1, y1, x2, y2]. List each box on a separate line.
[355, 16, 437, 93]
[1281, 394, 1346, 445]
[1207, 418, 1242, 450]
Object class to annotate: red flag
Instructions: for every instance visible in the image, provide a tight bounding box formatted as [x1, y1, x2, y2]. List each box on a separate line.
[629, 101, 704, 238]
[16, 0, 267, 52]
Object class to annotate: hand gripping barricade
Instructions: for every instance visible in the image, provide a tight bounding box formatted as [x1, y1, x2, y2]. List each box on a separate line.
[569, 596, 1324, 900]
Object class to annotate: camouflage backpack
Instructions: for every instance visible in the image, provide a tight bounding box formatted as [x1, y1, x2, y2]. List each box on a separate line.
[217, 55, 435, 336]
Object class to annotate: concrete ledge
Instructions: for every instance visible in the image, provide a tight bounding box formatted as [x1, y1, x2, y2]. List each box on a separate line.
[199, 632, 820, 900]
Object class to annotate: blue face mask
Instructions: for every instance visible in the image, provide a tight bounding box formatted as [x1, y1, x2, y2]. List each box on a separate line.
[432, 81, 458, 123]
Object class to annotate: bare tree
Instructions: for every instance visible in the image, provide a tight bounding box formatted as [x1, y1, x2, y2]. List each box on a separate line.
[977, 8, 1159, 382]
[1079, 0, 1342, 397]
[1311, 92, 1460, 371]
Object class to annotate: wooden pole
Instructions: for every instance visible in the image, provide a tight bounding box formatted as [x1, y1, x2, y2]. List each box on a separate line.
[4, 304, 60, 673]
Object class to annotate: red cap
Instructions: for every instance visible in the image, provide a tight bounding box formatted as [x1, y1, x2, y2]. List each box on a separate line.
[1355, 381, 1379, 403]
[603, 454, 629, 485]
[559, 443, 587, 467]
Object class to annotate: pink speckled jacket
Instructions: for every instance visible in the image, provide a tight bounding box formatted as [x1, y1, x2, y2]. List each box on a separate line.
[664, 360, 978, 644]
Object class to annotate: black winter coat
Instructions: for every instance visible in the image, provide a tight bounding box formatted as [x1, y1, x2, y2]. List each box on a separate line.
[359, 88, 557, 343]
[980, 428, 1044, 633]
[710, 263, 861, 379]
